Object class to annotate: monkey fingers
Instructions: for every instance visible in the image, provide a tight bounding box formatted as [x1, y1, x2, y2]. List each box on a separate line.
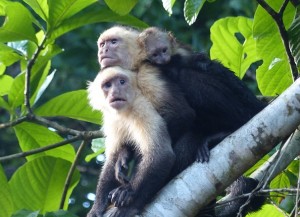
[108, 185, 135, 207]
[196, 142, 210, 163]
[115, 158, 130, 184]
[107, 207, 139, 217]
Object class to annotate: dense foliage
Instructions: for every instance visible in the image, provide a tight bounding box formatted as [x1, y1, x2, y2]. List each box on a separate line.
[0, 0, 299, 216]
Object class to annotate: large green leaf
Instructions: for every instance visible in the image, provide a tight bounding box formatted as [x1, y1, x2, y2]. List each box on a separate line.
[254, 0, 296, 96]
[9, 156, 80, 213]
[210, 17, 259, 79]
[184, 0, 206, 25]
[288, 14, 300, 67]
[104, 0, 138, 15]
[0, 1, 37, 43]
[14, 122, 75, 162]
[48, 0, 97, 31]
[23, 0, 49, 22]
[49, 6, 147, 41]
[247, 204, 285, 217]
[35, 90, 102, 124]
[0, 165, 14, 217]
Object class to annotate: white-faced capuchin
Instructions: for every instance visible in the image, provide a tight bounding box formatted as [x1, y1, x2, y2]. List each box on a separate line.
[87, 66, 177, 217]
[88, 25, 266, 217]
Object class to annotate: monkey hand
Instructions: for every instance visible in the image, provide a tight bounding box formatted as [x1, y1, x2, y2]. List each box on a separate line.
[196, 141, 210, 163]
[106, 206, 139, 217]
[108, 184, 135, 207]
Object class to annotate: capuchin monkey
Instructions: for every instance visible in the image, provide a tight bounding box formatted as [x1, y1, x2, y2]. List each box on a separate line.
[87, 66, 176, 217]
[138, 26, 192, 65]
[90, 25, 266, 217]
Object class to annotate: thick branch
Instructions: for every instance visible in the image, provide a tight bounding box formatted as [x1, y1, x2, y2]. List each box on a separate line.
[142, 78, 300, 217]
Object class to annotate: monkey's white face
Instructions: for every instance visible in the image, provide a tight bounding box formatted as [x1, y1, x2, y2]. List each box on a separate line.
[98, 36, 122, 68]
[101, 73, 135, 111]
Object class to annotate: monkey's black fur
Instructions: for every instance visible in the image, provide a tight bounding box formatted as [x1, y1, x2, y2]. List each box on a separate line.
[96, 53, 267, 217]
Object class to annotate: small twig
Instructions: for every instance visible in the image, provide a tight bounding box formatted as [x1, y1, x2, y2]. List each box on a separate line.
[0, 116, 28, 129]
[0, 135, 81, 162]
[256, 0, 299, 80]
[59, 139, 90, 209]
[24, 35, 47, 114]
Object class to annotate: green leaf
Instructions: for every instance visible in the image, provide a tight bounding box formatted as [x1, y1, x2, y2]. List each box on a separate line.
[184, 0, 206, 25]
[0, 96, 10, 110]
[270, 172, 290, 203]
[14, 122, 75, 162]
[0, 75, 13, 96]
[104, 0, 138, 15]
[247, 204, 285, 217]
[23, 0, 49, 22]
[9, 156, 80, 213]
[12, 210, 41, 217]
[0, 43, 23, 66]
[44, 210, 79, 217]
[0, 165, 14, 217]
[35, 90, 102, 124]
[162, 0, 176, 15]
[8, 72, 25, 109]
[48, 0, 97, 31]
[253, 0, 296, 96]
[0, 1, 37, 43]
[288, 14, 300, 67]
[210, 17, 259, 79]
[49, 6, 147, 41]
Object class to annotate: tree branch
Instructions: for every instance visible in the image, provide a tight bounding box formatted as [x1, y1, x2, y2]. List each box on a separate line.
[141, 78, 300, 217]
[24, 35, 48, 114]
[60, 139, 89, 209]
[256, 0, 299, 80]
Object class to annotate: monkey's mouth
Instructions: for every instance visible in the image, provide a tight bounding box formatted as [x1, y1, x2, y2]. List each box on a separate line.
[110, 98, 126, 109]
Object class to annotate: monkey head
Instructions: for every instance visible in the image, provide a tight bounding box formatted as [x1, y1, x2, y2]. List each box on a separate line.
[98, 26, 141, 70]
[88, 66, 137, 113]
[138, 27, 176, 65]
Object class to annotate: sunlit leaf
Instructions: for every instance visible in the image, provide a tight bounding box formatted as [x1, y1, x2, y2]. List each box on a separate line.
[210, 17, 259, 79]
[270, 172, 290, 203]
[104, 0, 138, 15]
[247, 204, 285, 217]
[48, 0, 97, 31]
[0, 75, 13, 96]
[23, 0, 49, 22]
[35, 90, 102, 124]
[49, 6, 147, 41]
[9, 156, 80, 213]
[162, 0, 176, 15]
[184, 0, 206, 25]
[0, 43, 22, 66]
[0, 1, 37, 43]
[0, 165, 14, 217]
[14, 122, 75, 162]
[254, 0, 296, 95]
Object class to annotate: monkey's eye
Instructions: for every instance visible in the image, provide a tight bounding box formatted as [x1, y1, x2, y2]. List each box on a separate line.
[99, 42, 105, 47]
[119, 79, 126, 85]
[152, 53, 158, 57]
[111, 39, 118, 44]
[162, 48, 167, 53]
[103, 82, 112, 89]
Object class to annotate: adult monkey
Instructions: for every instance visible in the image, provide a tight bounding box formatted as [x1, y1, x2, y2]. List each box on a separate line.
[90, 25, 266, 216]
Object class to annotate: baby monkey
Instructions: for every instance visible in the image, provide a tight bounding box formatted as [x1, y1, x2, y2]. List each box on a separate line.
[138, 27, 192, 65]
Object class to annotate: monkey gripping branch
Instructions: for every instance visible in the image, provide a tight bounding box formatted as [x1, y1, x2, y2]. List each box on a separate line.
[140, 78, 300, 217]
